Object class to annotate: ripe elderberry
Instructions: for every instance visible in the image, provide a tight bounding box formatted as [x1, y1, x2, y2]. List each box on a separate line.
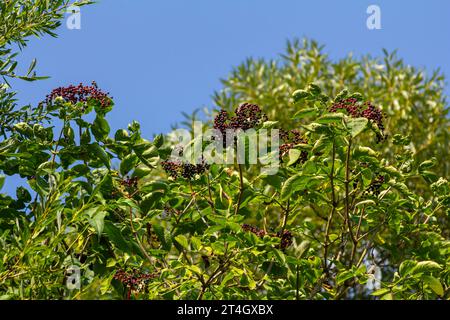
[230, 103, 268, 131]
[276, 230, 293, 250]
[161, 204, 182, 219]
[161, 159, 209, 180]
[45, 81, 112, 110]
[113, 268, 158, 296]
[279, 129, 308, 163]
[366, 175, 385, 196]
[242, 224, 267, 237]
[120, 176, 138, 189]
[213, 103, 268, 147]
[242, 224, 294, 249]
[146, 223, 160, 247]
[329, 98, 385, 143]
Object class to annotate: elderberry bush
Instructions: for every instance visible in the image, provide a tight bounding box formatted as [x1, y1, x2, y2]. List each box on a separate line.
[1, 80, 448, 300]
[0, 7, 448, 299]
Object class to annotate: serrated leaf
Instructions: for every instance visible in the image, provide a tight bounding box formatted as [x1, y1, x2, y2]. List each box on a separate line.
[280, 174, 310, 200]
[317, 113, 344, 124]
[293, 107, 318, 119]
[88, 211, 106, 237]
[411, 261, 441, 274]
[346, 117, 368, 137]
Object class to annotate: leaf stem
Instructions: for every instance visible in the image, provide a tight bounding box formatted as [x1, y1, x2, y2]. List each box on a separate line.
[234, 163, 245, 215]
[323, 138, 337, 272]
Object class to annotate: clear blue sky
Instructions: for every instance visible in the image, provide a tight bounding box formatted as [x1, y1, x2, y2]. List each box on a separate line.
[3, 0, 450, 195]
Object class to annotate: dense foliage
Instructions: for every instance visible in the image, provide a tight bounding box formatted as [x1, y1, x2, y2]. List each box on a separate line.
[209, 39, 450, 193]
[0, 2, 449, 300]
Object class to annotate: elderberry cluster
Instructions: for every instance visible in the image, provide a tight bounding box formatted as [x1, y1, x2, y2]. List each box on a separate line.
[161, 159, 209, 180]
[113, 268, 157, 291]
[120, 176, 138, 189]
[280, 129, 305, 144]
[366, 175, 385, 196]
[241, 224, 294, 249]
[242, 224, 267, 237]
[329, 98, 385, 142]
[45, 81, 112, 110]
[162, 204, 181, 217]
[213, 103, 268, 146]
[146, 223, 161, 247]
[276, 230, 294, 250]
[231, 103, 268, 130]
[279, 129, 308, 163]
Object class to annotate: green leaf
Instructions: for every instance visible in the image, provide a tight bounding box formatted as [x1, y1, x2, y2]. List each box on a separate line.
[317, 113, 344, 124]
[411, 261, 442, 274]
[335, 89, 349, 102]
[307, 83, 322, 96]
[353, 146, 378, 158]
[292, 89, 310, 102]
[293, 107, 318, 120]
[382, 166, 401, 178]
[120, 154, 138, 176]
[132, 166, 153, 178]
[103, 222, 132, 254]
[346, 117, 368, 137]
[116, 198, 140, 211]
[115, 129, 129, 141]
[262, 121, 279, 129]
[174, 234, 189, 249]
[211, 241, 226, 255]
[190, 236, 202, 250]
[312, 135, 331, 153]
[281, 174, 310, 200]
[88, 143, 110, 169]
[296, 240, 310, 259]
[355, 199, 376, 207]
[419, 158, 436, 171]
[0, 175, 4, 190]
[14, 122, 33, 136]
[153, 134, 164, 148]
[301, 123, 331, 134]
[422, 275, 444, 296]
[399, 260, 417, 277]
[92, 115, 110, 141]
[88, 211, 106, 238]
[287, 149, 301, 166]
[272, 249, 286, 265]
[371, 288, 390, 296]
[336, 270, 354, 285]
